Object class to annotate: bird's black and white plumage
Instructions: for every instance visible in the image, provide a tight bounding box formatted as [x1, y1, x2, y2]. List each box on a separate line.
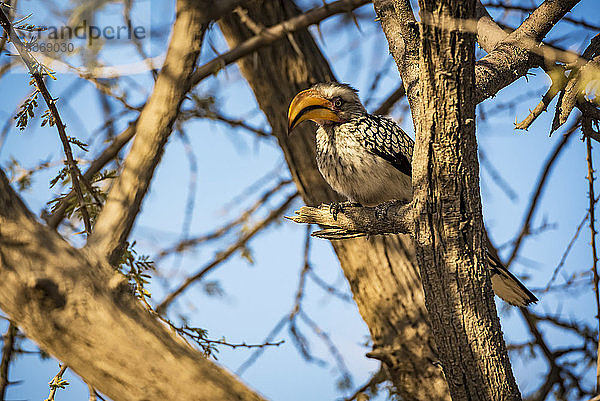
[288, 82, 538, 307]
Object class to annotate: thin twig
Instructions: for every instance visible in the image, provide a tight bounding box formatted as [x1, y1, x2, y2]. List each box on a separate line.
[45, 120, 137, 229]
[0, 322, 17, 400]
[306, 270, 353, 302]
[87, 384, 96, 401]
[237, 226, 312, 375]
[157, 191, 298, 313]
[236, 315, 288, 376]
[341, 368, 387, 401]
[190, 0, 370, 86]
[507, 119, 579, 266]
[373, 84, 406, 116]
[156, 178, 292, 260]
[480, 149, 518, 201]
[583, 117, 600, 392]
[79, 75, 141, 112]
[545, 206, 591, 290]
[299, 310, 353, 387]
[0, 8, 92, 234]
[44, 364, 68, 401]
[168, 129, 198, 273]
[515, 67, 567, 130]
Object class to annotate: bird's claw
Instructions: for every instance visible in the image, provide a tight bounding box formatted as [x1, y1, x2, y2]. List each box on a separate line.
[374, 202, 391, 220]
[329, 201, 361, 221]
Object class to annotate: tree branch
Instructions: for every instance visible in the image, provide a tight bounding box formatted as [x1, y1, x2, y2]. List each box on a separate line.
[191, 0, 371, 88]
[157, 191, 298, 314]
[506, 119, 578, 267]
[0, 322, 17, 400]
[0, 7, 92, 234]
[45, 120, 136, 229]
[0, 169, 265, 401]
[286, 201, 413, 239]
[87, 0, 207, 265]
[474, 0, 580, 103]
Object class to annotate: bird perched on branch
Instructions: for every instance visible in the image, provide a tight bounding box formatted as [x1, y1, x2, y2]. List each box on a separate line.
[287, 82, 537, 307]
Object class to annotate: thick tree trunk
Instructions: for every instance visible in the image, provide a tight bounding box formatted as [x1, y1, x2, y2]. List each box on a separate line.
[219, 1, 450, 399]
[411, 0, 521, 399]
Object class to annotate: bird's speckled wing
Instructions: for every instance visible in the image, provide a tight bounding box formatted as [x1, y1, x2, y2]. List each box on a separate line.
[356, 115, 414, 177]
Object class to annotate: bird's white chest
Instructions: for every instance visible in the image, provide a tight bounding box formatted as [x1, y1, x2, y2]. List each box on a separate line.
[315, 126, 412, 206]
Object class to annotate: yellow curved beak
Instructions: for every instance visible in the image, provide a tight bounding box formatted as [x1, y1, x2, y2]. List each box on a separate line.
[287, 89, 340, 134]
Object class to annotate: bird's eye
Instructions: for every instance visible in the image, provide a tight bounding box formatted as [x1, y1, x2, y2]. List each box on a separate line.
[333, 97, 343, 108]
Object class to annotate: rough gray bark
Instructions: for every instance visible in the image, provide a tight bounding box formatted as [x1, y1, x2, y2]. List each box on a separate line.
[87, 0, 207, 265]
[412, 0, 521, 400]
[473, 0, 580, 103]
[219, 1, 450, 399]
[374, 0, 581, 123]
[0, 171, 266, 401]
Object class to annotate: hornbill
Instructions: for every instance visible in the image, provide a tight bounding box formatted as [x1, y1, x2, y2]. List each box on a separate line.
[287, 82, 537, 307]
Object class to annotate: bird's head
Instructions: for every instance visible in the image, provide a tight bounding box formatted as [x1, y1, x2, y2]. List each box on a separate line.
[287, 83, 366, 134]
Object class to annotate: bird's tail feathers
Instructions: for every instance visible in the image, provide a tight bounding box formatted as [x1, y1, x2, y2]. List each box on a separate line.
[486, 253, 538, 307]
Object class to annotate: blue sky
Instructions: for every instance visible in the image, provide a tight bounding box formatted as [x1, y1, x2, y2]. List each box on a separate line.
[1, 0, 599, 400]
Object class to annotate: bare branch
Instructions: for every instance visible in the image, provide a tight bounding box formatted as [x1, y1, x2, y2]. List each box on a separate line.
[0, 322, 17, 399]
[0, 7, 92, 234]
[156, 178, 292, 260]
[87, 0, 208, 265]
[475, 0, 581, 104]
[157, 191, 298, 314]
[479, 149, 518, 201]
[507, 119, 579, 267]
[191, 0, 371, 88]
[515, 67, 568, 130]
[545, 202, 592, 290]
[286, 201, 413, 239]
[583, 117, 600, 392]
[0, 169, 266, 401]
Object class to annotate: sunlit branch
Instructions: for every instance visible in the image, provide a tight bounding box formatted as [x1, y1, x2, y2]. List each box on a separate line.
[481, 2, 600, 32]
[515, 67, 567, 130]
[286, 200, 413, 239]
[86, 0, 208, 265]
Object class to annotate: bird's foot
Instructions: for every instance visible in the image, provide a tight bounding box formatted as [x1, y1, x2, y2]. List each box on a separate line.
[374, 201, 394, 221]
[329, 201, 362, 221]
